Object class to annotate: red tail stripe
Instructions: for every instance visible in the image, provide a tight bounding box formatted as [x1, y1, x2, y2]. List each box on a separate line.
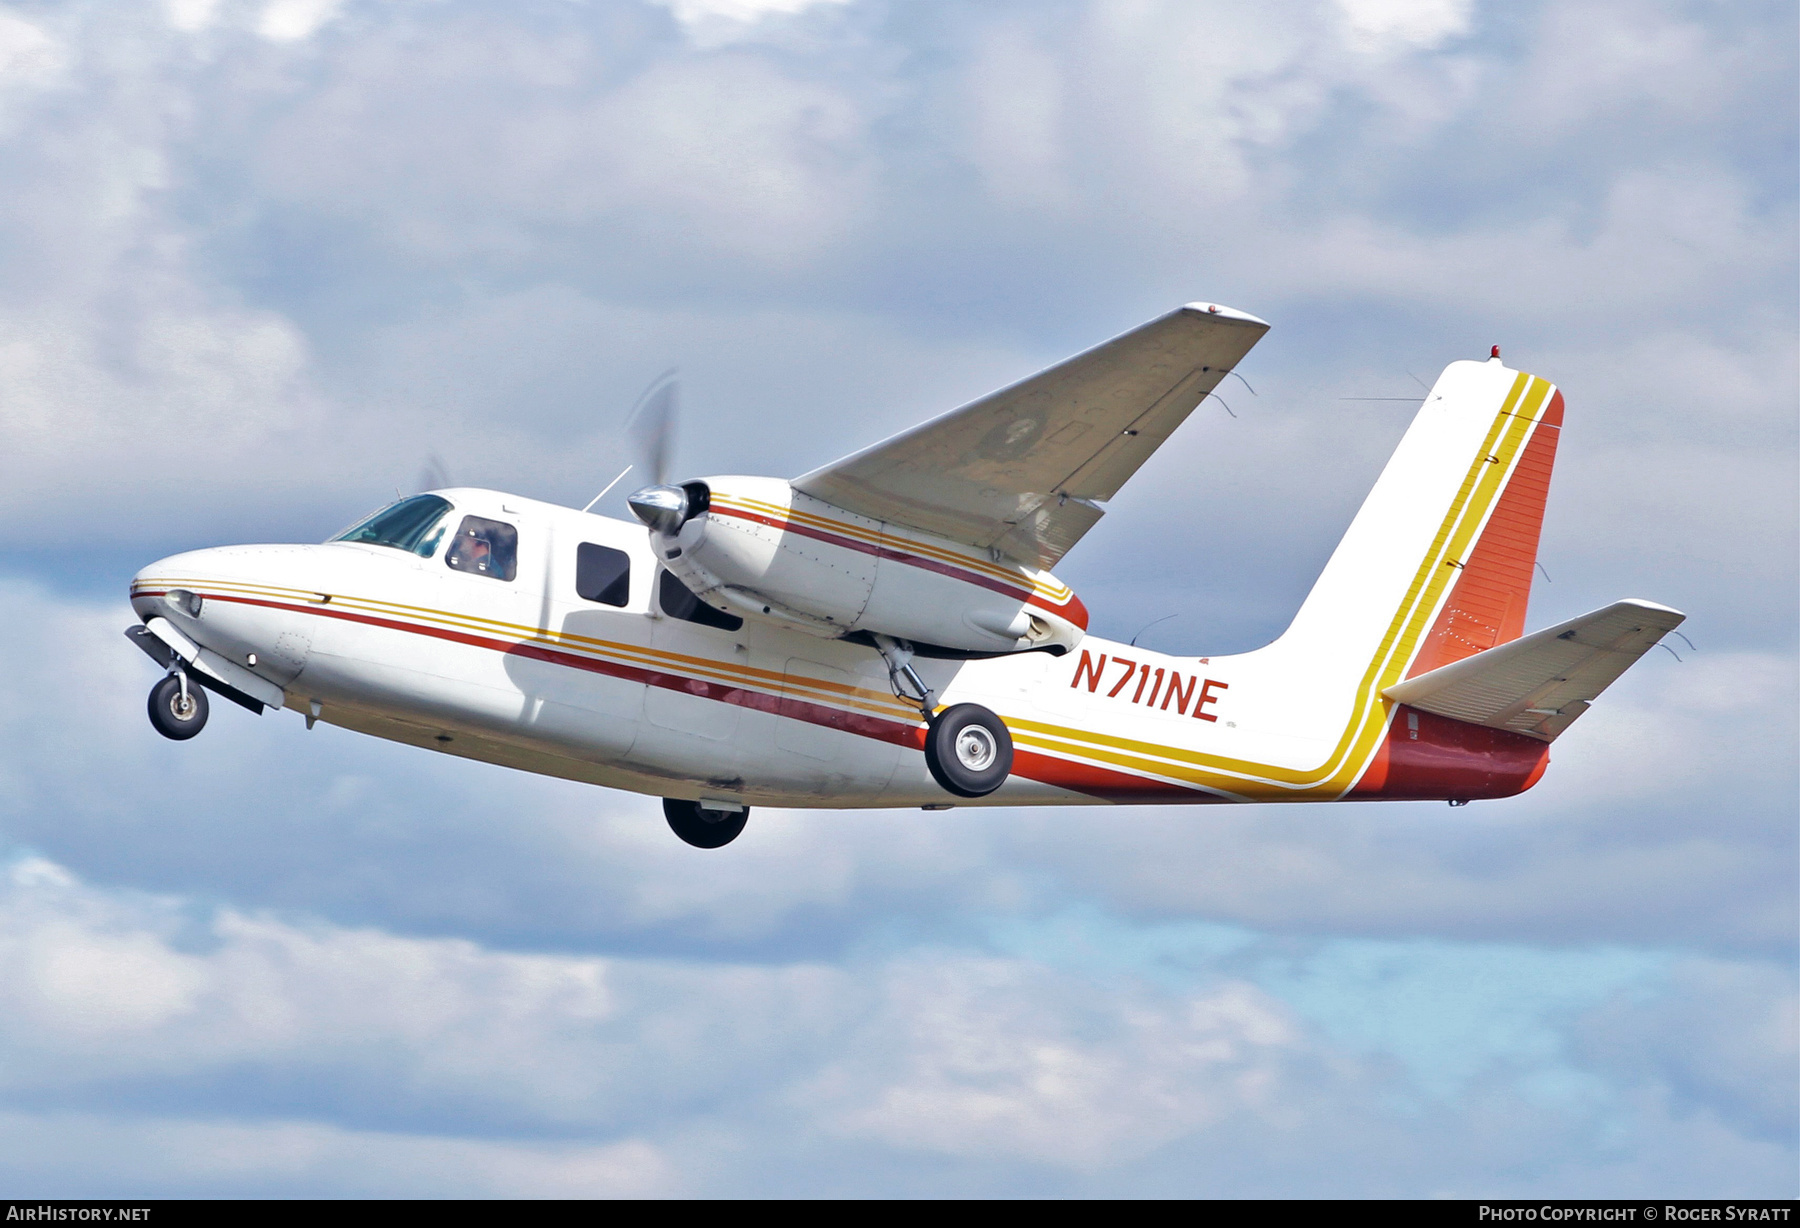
[1407, 395, 1563, 677]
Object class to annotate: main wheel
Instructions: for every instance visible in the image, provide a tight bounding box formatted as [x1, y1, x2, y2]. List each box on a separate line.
[663, 798, 749, 848]
[148, 674, 209, 740]
[924, 703, 1013, 798]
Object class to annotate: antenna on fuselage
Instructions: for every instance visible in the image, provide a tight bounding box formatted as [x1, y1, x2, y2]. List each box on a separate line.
[582, 465, 633, 514]
[1129, 613, 1180, 647]
[584, 368, 682, 515]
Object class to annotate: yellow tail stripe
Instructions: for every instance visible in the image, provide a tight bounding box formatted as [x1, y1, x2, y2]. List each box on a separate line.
[1003, 374, 1551, 796]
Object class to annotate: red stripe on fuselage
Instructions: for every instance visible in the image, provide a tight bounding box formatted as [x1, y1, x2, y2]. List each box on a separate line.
[178, 590, 1154, 798]
[1009, 748, 1229, 804]
[138, 588, 1544, 806]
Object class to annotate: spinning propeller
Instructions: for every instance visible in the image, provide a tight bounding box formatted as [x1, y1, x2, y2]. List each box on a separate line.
[623, 369, 700, 535]
[417, 453, 453, 494]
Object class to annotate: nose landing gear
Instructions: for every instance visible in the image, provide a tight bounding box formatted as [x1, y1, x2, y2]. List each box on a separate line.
[664, 798, 749, 848]
[148, 671, 209, 740]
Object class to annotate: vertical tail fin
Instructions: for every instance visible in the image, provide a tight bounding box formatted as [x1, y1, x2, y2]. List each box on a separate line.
[1275, 357, 1563, 683]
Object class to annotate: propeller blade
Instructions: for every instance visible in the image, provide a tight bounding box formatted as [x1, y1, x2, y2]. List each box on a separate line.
[418, 454, 453, 493]
[627, 370, 679, 488]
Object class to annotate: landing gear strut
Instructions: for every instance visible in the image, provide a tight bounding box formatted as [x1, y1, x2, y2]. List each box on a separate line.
[870, 635, 1014, 798]
[664, 798, 749, 848]
[873, 633, 936, 721]
[148, 671, 209, 740]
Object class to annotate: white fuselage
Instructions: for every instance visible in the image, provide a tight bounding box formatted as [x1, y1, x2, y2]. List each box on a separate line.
[129, 490, 1074, 807]
[129, 487, 1362, 809]
[127, 359, 1583, 812]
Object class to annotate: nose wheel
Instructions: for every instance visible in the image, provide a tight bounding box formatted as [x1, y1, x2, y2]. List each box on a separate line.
[148, 672, 209, 740]
[924, 703, 1013, 798]
[664, 798, 749, 848]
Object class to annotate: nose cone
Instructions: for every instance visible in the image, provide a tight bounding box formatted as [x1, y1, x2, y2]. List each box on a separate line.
[130, 549, 223, 622]
[130, 544, 298, 620]
[627, 484, 691, 536]
[130, 545, 326, 687]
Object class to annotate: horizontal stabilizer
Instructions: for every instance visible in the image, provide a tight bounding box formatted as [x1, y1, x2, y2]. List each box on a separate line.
[1381, 599, 1686, 741]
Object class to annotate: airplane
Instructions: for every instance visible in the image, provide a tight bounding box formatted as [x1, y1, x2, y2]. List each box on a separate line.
[125, 303, 1686, 848]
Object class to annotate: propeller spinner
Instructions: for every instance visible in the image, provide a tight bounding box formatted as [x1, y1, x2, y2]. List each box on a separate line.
[627, 484, 691, 535]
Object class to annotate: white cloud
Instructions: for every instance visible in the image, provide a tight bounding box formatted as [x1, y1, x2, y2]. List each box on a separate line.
[1336, 0, 1474, 52]
[0, 297, 316, 521]
[659, 0, 851, 25]
[0, 1110, 675, 1197]
[0, 8, 67, 136]
[257, 0, 348, 43]
[956, 24, 1072, 210]
[0, 10, 63, 85]
[812, 961, 1299, 1168]
[0, 851, 1788, 1193]
[164, 0, 225, 35]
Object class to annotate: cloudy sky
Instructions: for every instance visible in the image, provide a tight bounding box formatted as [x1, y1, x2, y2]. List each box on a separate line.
[0, 0, 1793, 1197]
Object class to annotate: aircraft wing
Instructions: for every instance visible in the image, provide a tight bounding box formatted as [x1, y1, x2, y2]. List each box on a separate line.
[791, 303, 1270, 568]
[1382, 599, 1688, 741]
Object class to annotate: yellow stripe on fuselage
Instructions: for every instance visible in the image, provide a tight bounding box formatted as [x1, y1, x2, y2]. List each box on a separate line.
[137, 378, 1551, 802]
[132, 575, 923, 725]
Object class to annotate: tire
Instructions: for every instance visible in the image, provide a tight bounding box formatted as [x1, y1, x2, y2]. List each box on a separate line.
[924, 703, 1013, 798]
[148, 674, 209, 741]
[664, 798, 749, 848]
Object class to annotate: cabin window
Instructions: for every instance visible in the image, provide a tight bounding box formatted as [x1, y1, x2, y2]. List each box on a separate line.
[330, 494, 452, 558]
[445, 515, 518, 581]
[658, 569, 742, 631]
[576, 543, 631, 606]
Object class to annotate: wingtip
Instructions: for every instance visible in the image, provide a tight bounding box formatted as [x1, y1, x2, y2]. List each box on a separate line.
[1617, 598, 1688, 622]
[1181, 302, 1270, 327]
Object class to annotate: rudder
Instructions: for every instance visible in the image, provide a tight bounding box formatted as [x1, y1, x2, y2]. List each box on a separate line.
[1405, 380, 1562, 676]
[1273, 356, 1563, 687]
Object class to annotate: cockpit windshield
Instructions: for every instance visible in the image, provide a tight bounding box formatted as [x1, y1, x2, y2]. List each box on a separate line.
[330, 494, 453, 558]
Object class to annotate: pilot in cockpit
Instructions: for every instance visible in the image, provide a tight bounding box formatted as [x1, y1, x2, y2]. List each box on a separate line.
[462, 531, 494, 573]
[443, 514, 516, 580]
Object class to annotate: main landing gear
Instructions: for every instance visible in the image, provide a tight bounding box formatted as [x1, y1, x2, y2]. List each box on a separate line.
[148, 671, 209, 740]
[872, 633, 1015, 799]
[924, 703, 1014, 798]
[664, 798, 749, 848]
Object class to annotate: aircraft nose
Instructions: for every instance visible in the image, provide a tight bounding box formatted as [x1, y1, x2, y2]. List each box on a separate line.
[131, 554, 185, 621]
[129, 547, 239, 623]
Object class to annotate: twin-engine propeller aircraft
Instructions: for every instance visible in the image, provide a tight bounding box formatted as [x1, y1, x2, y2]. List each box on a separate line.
[127, 303, 1685, 848]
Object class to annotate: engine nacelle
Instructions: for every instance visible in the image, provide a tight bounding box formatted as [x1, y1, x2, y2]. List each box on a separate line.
[637, 476, 1087, 655]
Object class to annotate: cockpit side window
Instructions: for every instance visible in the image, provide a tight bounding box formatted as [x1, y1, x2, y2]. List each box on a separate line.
[576, 543, 631, 607]
[445, 515, 519, 581]
[330, 495, 453, 558]
[658, 569, 742, 631]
